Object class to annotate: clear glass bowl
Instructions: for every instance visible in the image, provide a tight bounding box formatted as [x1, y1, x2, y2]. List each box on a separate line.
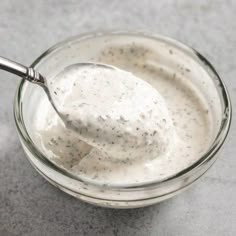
[14, 31, 232, 208]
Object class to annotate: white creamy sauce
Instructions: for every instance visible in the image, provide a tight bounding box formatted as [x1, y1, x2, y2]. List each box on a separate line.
[34, 42, 213, 185]
[49, 64, 174, 161]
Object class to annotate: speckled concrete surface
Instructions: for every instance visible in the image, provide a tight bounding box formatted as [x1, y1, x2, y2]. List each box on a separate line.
[0, 0, 235, 235]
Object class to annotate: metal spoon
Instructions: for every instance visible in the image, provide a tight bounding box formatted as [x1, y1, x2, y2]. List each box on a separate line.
[0, 56, 172, 161]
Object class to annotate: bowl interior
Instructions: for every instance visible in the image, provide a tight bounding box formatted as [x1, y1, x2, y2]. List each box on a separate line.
[15, 32, 231, 188]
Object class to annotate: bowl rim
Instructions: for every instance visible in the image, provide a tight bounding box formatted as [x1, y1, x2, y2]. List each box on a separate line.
[13, 30, 232, 189]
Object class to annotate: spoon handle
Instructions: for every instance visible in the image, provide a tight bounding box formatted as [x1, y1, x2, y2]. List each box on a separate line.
[0, 56, 45, 85]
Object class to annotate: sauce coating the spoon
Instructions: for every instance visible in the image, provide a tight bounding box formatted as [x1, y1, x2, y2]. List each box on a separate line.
[49, 64, 174, 161]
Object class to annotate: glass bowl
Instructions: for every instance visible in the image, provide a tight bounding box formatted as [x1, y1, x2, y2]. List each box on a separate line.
[14, 31, 231, 208]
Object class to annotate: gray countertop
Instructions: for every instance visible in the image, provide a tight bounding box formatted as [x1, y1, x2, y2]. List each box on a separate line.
[0, 0, 235, 235]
